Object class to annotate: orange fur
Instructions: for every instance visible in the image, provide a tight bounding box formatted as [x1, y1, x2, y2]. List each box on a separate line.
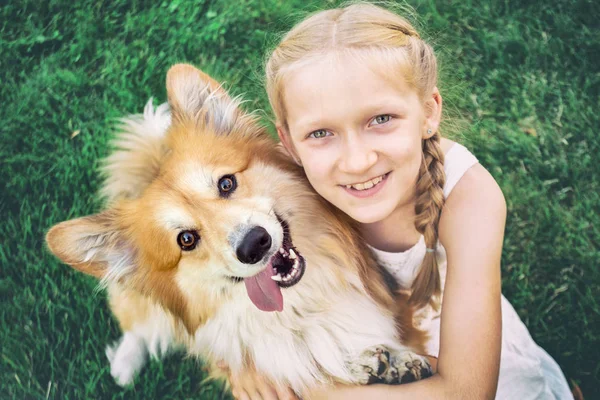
[45, 63, 431, 392]
[108, 285, 154, 332]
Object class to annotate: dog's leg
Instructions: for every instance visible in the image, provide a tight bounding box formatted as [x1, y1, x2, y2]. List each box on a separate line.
[348, 346, 433, 385]
[106, 332, 148, 386]
[106, 284, 180, 386]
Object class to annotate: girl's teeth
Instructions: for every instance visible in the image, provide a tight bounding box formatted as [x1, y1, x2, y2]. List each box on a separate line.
[347, 174, 384, 191]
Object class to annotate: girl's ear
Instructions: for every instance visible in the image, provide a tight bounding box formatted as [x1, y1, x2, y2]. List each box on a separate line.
[277, 125, 302, 166]
[422, 86, 443, 139]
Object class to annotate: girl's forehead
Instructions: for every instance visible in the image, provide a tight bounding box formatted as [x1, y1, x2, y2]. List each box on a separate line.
[283, 50, 415, 101]
[281, 51, 420, 132]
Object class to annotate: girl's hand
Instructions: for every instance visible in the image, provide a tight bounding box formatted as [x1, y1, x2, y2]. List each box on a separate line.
[230, 370, 297, 400]
[217, 361, 298, 400]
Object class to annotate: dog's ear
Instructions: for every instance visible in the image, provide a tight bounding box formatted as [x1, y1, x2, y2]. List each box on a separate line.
[46, 210, 135, 282]
[166, 63, 236, 127]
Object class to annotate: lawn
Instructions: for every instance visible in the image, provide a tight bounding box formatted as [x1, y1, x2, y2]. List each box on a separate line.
[1, 0, 598, 398]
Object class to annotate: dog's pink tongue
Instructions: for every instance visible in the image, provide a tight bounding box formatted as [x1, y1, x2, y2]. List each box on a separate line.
[244, 265, 283, 312]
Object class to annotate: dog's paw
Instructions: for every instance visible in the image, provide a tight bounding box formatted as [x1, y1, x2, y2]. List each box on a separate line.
[105, 332, 148, 386]
[348, 346, 400, 384]
[393, 352, 433, 384]
[349, 346, 432, 385]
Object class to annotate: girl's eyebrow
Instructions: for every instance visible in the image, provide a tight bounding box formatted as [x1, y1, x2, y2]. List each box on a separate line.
[291, 97, 410, 133]
[292, 118, 327, 133]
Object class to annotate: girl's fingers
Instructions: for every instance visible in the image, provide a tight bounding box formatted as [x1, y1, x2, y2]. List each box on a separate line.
[275, 386, 298, 400]
[257, 383, 279, 400]
[229, 369, 295, 400]
[238, 391, 251, 400]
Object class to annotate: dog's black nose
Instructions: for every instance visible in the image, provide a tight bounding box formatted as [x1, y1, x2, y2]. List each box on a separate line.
[236, 226, 272, 264]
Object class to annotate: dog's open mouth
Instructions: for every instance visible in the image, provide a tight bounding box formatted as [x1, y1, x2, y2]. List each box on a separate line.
[238, 217, 306, 313]
[270, 218, 306, 287]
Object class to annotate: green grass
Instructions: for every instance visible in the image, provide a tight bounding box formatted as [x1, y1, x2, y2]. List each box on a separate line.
[1, 0, 598, 398]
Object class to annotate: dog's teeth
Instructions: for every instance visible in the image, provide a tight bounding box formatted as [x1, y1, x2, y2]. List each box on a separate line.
[271, 274, 282, 282]
[289, 249, 297, 259]
[279, 248, 285, 255]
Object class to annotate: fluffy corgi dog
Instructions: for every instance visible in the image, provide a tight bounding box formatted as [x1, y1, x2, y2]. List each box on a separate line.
[46, 64, 432, 394]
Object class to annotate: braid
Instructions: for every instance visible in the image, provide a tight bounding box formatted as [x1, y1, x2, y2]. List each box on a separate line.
[410, 132, 446, 308]
[264, 2, 446, 306]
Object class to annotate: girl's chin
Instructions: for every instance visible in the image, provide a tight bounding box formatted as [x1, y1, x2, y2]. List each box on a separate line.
[341, 204, 395, 225]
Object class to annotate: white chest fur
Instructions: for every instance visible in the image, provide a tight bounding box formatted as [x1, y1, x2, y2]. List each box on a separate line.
[190, 272, 405, 393]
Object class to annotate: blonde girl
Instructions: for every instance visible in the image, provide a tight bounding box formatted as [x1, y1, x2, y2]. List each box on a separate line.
[227, 3, 573, 399]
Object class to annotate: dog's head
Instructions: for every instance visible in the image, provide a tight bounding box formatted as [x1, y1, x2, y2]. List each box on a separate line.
[46, 64, 315, 332]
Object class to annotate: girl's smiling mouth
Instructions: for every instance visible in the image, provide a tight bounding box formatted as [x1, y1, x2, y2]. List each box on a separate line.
[341, 172, 391, 198]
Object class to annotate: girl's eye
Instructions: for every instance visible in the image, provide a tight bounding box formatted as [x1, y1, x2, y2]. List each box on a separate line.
[370, 115, 392, 126]
[308, 129, 330, 139]
[177, 230, 200, 251]
[218, 174, 237, 197]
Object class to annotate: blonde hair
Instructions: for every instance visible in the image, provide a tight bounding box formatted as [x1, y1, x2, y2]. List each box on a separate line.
[266, 2, 445, 308]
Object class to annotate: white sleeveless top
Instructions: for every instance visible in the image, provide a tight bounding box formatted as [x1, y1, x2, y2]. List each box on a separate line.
[370, 143, 573, 399]
[372, 143, 477, 292]
[370, 142, 476, 355]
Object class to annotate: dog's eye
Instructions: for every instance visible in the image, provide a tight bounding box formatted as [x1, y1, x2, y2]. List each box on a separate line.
[218, 174, 237, 197]
[177, 230, 200, 251]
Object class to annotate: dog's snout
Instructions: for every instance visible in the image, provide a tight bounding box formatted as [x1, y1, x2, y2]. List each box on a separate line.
[236, 226, 272, 264]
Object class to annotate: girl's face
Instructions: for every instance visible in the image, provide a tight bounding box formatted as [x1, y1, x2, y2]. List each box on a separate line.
[278, 53, 441, 224]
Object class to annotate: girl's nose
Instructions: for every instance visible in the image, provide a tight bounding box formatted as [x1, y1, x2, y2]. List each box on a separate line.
[338, 135, 378, 175]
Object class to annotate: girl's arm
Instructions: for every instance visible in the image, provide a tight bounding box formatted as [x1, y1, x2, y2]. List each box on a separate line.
[306, 163, 506, 400]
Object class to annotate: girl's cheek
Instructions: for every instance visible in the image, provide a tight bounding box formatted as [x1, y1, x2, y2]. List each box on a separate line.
[390, 136, 421, 163]
[304, 159, 331, 183]
[299, 144, 336, 168]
